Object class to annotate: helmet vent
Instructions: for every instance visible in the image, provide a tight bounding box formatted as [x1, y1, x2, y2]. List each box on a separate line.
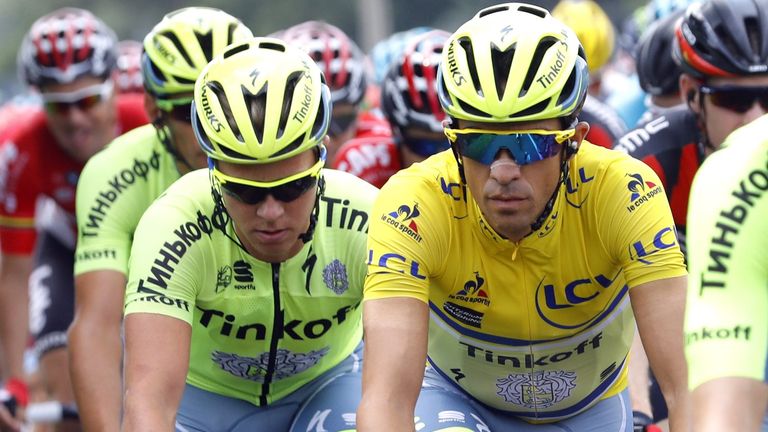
[457, 98, 489, 118]
[208, 80, 244, 142]
[520, 37, 557, 97]
[226, 23, 239, 45]
[478, 5, 510, 18]
[518, 5, 547, 19]
[458, 37, 483, 97]
[511, 98, 549, 119]
[744, 17, 763, 61]
[194, 30, 214, 61]
[245, 84, 268, 144]
[258, 41, 286, 52]
[277, 72, 302, 139]
[272, 135, 305, 158]
[161, 31, 194, 68]
[223, 42, 249, 59]
[490, 44, 516, 99]
[310, 87, 327, 137]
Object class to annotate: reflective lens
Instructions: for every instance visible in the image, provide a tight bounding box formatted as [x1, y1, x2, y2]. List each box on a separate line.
[700, 85, 768, 113]
[212, 146, 326, 205]
[42, 80, 114, 115]
[401, 136, 450, 157]
[164, 103, 193, 123]
[444, 127, 575, 166]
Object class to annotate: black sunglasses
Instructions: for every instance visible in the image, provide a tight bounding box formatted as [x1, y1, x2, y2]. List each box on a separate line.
[699, 85, 768, 113]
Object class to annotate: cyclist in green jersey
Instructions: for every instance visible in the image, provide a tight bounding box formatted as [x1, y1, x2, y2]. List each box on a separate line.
[122, 37, 377, 431]
[685, 113, 768, 432]
[358, 3, 689, 431]
[69, 8, 253, 430]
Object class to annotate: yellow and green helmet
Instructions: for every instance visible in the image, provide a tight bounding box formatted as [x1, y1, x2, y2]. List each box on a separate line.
[192, 37, 332, 164]
[142, 7, 253, 110]
[437, 2, 589, 123]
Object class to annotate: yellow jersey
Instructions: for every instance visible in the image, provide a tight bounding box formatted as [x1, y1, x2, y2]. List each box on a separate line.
[365, 143, 686, 421]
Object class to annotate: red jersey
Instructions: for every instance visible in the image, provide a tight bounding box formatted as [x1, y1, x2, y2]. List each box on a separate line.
[0, 94, 148, 254]
[332, 134, 401, 189]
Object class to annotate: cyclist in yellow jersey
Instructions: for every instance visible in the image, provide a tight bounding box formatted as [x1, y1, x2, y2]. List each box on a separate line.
[69, 9, 253, 430]
[122, 38, 377, 431]
[358, 3, 690, 431]
[685, 114, 768, 432]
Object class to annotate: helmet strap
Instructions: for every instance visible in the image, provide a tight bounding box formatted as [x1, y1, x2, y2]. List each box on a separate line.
[298, 175, 325, 243]
[153, 115, 194, 173]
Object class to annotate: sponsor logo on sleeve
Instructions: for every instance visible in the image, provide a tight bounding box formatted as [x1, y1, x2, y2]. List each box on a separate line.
[381, 203, 422, 242]
[626, 173, 662, 213]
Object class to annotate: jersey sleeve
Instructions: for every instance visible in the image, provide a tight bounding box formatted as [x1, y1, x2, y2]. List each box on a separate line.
[74, 131, 163, 276]
[364, 169, 445, 304]
[684, 136, 768, 389]
[592, 153, 687, 288]
[0, 138, 40, 255]
[123, 191, 202, 324]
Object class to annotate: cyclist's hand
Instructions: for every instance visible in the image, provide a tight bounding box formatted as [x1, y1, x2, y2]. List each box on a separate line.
[0, 379, 28, 432]
[633, 410, 662, 432]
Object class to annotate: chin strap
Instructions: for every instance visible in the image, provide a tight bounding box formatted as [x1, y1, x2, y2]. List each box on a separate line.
[298, 176, 325, 244]
[153, 116, 194, 173]
[528, 146, 571, 234]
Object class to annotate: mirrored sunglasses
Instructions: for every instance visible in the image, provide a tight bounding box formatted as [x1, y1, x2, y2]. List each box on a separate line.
[444, 127, 575, 166]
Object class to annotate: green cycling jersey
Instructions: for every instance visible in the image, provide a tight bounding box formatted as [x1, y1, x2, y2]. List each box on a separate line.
[75, 124, 181, 276]
[684, 114, 768, 390]
[124, 168, 377, 405]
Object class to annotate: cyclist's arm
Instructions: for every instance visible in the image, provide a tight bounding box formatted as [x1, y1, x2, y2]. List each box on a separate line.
[357, 297, 428, 431]
[122, 313, 190, 432]
[692, 377, 767, 432]
[0, 253, 33, 430]
[628, 328, 653, 418]
[629, 275, 690, 432]
[68, 270, 125, 431]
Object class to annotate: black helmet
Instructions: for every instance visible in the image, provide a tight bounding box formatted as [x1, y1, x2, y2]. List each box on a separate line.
[672, 0, 768, 78]
[636, 10, 685, 96]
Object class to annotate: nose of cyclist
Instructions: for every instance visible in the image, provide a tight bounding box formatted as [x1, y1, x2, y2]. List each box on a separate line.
[255, 194, 286, 221]
[488, 150, 522, 185]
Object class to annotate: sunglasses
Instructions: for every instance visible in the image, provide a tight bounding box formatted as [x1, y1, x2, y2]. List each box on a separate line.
[41, 80, 114, 115]
[163, 102, 193, 123]
[401, 136, 450, 157]
[211, 146, 326, 205]
[699, 85, 768, 113]
[444, 127, 575, 166]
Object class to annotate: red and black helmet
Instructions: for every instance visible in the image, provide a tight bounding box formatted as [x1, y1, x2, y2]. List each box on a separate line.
[280, 21, 368, 107]
[18, 8, 118, 88]
[381, 30, 448, 136]
[114, 40, 143, 94]
[672, 0, 768, 78]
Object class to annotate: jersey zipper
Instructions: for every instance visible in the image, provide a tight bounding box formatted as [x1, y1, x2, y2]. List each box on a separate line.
[259, 262, 281, 405]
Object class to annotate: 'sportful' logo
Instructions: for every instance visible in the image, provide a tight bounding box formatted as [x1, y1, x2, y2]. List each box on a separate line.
[322, 259, 349, 295]
[496, 370, 577, 409]
[627, 173, 656, 202]
[233, 260, 253, 282]
[216, 266, 232, 293]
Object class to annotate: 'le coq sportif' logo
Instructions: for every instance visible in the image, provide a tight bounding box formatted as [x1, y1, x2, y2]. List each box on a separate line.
[381, 203, 423, 242]
[626, 173, 662, 213]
